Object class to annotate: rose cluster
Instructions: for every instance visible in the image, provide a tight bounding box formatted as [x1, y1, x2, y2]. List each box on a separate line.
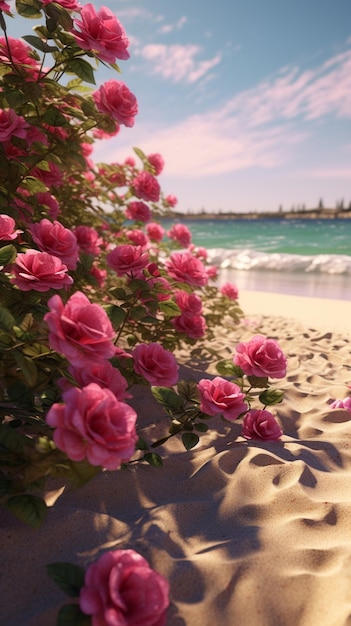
[197, 334, 287, 441]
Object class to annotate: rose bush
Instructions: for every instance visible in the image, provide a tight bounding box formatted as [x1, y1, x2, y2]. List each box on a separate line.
[0, 2, 289, 622]
[0, 0, 285, 518]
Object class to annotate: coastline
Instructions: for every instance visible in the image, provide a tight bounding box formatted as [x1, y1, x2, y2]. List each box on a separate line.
[171, 209, 351, 221]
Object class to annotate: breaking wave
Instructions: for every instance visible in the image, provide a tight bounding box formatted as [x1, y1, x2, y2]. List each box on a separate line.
[206, 248, 351, 275]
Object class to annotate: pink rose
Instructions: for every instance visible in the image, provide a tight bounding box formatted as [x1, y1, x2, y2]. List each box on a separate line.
[172, 313, 207, 339]
[44, 291, 116, 366]
[89, 263, 107, 288]
[193, 246, 208, 260]
[220, 282, 239, 300]
[0, 214, 22, 240]
[234, 334, 287, 379]
[198, 377, 248, 420]
[74, 225, 102, 255]
[165, 251, 208, 287]
[0, 109, 28, 142]
[107, 244, 149, 277]
[126, 201, 151, 223]
[124, 156, 136, 167]
[165, 194, 178, 207]
[33, 161, 63, 187]
[329, 397, 351, 412]
[207, 265, 218, 280]
[46, 383, 137, 469]
[133, 343, 179, 386]
[79, 549, 169, 626]
[68, 361, 130, 400]
[147, 153, 164, 176]
[30, 219, 79, 270]
[167, 223, 192, 247]
[146, 276, 172, 302]
[71, 4, 129, 63]
[242, 409, 283, 441]
[146, 222, 165, 242]
[0, 1, 11, 12]
[175, 290, 202, 315]
[11, 250, 73, 292]
[0, 37, 40, 75]
[125, 229, 149, 248]
[132, 171, 160, 202]
[93, 80, 138, 127]
[36, 193, 60, 220]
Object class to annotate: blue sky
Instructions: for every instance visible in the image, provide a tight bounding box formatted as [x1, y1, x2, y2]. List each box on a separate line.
[92, 0, 351, 213]
[7, 0, 351, 213]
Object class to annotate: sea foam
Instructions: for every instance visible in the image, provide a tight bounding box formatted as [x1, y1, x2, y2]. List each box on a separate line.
[206, 248, 351, 275]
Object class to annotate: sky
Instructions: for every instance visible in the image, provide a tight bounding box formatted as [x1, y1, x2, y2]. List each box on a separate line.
[7, 0, 351, 213]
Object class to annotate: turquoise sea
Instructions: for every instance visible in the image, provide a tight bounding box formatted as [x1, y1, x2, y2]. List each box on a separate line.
[162, 218, 351, 300]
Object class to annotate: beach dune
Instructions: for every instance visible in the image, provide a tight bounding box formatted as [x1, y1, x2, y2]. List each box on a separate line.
[1, 291, 351, 626]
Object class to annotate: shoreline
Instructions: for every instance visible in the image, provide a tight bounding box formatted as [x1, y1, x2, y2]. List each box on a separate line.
[239, 289, 351, 333]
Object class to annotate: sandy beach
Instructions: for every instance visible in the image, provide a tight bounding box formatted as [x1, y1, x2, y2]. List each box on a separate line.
[2, 290, 351, 626]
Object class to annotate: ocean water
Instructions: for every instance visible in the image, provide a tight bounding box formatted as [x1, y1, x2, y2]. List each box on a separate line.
[162, 218, 351, 300]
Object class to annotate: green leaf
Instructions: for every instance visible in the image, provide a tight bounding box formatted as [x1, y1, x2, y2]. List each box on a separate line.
[42, 107, 68, 127]
[20, 313, 34, 333]
[56, 604, 90, 626]
[133, 147, 147, 162]
[0, 330, 13, 347]
[259, 388, 284, 406]
[158, 300, 181, 317]
[68, 459, 102, 488]
[143, 452, 163, 467]
[216, 360, 243, 378]
[0, 423, 27, 455]
[108, 61, 121, 74]
[135, 437, 148, 451]
[14, 351, 38, 387]
[0, 306, 15, 331]
[247, 375, 269, 388]
[130, 305, 147, 321]
[194, 422, 208, 432]
[177, 380, 199, 403]
[66, 58, 96, 85]
[22, 176, 48, 194]
[22, 35, 58, 53]
[103, 304, 126, 328]
[7, 381, 33, 407]
[0, 244, 17, 266]
[151, 387, 184, 413]
[6, 494, 47, 527]
[16, 0, 42, 19]
[182, 432, 199, 451]
[44, 2, 73, 31]
[66, 78, 92, 93]
[47, 563, 85, 598]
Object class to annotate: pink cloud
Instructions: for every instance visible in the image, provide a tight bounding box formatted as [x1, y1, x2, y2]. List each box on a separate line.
[93, 44, 351, 178]
[140, 44, 221, 84]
